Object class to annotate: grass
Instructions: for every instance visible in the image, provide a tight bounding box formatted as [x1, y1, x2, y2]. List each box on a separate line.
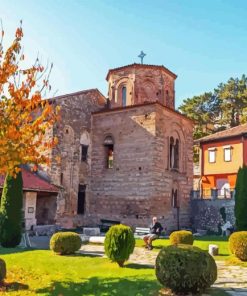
[0, 248, 160, 295]
[136, 235, 229, 258]
[0, 245, 229, 296]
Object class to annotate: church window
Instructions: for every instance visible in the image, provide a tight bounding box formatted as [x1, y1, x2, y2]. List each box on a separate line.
[171, 189, 178, 208]
[170, 137, 175, 168]
[77, 185, 86, 214]
[80, 131, 90, 163]
[104, 136, 114, 169]
[122, 86, 127, 107]
[174, 139, 179, 169]
[170, 137, 179, 170]
[81, 144, 88, 162]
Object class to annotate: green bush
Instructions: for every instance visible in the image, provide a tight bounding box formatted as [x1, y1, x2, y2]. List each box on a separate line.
[50, 232, 82, 255]
[104, 224, 135, 267]
[169, 230, 194, 245]
[155, 244, 217, 294]
[235, 166, 247, 230]
[0, 258, 6, 283]
[229, 231, 247, 261]
[0, 172, 23, 248]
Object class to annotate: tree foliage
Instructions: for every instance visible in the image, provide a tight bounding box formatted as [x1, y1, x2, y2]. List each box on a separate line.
[179, 75, 247, 138]
[0, 22, 60, 176]
[234, 166, 247, 231]
[0, 171, 23, 247]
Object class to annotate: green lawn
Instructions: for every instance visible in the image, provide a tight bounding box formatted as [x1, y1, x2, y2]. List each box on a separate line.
[0, 245, 230, 296]
[136, 235, 230, 258]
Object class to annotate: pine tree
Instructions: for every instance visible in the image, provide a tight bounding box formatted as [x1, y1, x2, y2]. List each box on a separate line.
[235, 166, 247, 230]
[0, 171, 23, 247]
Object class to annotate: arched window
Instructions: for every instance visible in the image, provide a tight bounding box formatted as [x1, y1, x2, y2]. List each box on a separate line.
[122, 86, 127, 107]
[171, 189, 178, 208]
[174, 139, 179, 169]
[170, 137, 175, 168]
[80, 132, 90, 162]
[170, 137, 179, 170]
[104, 135, 114, 169]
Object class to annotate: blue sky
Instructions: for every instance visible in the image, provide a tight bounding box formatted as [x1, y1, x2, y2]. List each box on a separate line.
[1, 0, 247, 107]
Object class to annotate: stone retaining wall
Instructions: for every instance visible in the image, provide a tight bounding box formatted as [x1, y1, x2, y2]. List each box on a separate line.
[190, 199, 235, 233]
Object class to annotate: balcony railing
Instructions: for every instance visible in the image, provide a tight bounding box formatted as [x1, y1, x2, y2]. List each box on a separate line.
[191, 188, 235, 200]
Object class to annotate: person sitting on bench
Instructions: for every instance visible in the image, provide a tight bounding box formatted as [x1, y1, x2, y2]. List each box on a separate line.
[143, 217, 163, 250]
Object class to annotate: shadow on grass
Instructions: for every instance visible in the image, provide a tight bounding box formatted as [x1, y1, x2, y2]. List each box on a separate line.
[125, 263, 154, 269]
[0, 282, 29, 293]
[36, 276, 160, 296]
[0, 247, 35, 255]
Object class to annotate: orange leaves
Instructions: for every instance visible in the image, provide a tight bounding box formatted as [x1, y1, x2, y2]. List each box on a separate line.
[15, 27, 23, 39]
[0, 25, 60, 176]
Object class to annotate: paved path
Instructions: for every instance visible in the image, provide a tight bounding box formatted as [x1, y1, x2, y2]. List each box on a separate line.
[80, 245, 247, 296]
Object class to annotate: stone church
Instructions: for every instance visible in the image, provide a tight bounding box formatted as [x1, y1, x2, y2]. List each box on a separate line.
[21, 63, 194, 231]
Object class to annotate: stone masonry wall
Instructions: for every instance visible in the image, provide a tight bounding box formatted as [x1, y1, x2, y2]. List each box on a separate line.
[190, 199, 235, 233]
[108, 66, 175, 109]
[89, 102, 193, 231]
[48, 89, 105, 228]
[154, 104, 194, 230]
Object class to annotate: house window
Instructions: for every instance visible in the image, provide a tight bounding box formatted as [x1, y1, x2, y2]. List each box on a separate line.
[77, 185, 86, 214]
[208, 148, 216, 163]
[81, 144, 88, 162]
[122, 86, 127, 107]
[224, 146, 232, 162]
[104, 136, 114, 169]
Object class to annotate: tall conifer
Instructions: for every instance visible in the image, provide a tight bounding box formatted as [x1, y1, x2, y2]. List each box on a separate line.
[0, 172, 23, 247]
[235, 166, 247, 230]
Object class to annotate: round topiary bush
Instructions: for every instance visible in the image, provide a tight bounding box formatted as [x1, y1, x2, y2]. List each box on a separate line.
[169, 230, 194, 245]
[155, 244, 217, 294]
[229, 231, 247, 261]
[104, 224, 135, 267]
[0, 258, 6, 283]
[50, 232, 82, 255]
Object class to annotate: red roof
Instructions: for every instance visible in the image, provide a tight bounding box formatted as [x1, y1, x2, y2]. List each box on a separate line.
[106, 63, 177, 80]
[196, 123, 247, 144]
[0, 169, 59, 193]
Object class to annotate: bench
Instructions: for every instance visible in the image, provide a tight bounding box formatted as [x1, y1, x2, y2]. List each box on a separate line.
[98, 219, 120, 233]
[134, 227, 150, 236]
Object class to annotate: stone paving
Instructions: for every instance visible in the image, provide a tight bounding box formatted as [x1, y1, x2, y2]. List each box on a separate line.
[80, 244, 247, 296]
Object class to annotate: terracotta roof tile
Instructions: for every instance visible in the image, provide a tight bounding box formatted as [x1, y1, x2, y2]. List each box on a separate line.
[196, 123, 247, 143]
[0, 168, 59, 193]
[106, 63, 177, 80]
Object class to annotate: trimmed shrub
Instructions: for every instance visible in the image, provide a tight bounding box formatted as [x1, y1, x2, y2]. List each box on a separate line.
[155, 244, 217, 294]
[50, 232, 82, 255]
[0, 258, 6, 283]
[229, 231, 247, 261]
[235, 166, 247, 230]
[104, 224, 135, 267]
[169, 230, 194, 245]
[0, 172, 23, 248]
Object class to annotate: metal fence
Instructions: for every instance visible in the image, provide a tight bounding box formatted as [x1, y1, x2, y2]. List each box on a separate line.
[191, 188, 235, 200]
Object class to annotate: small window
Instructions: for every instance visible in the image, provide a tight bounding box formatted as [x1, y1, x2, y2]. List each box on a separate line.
[104, 136, 114, 169]
[77, 185, 86, 214]
[81, 144, 88, 162]
[170, 137, 179, 170]
[224, 147, 231, 162]
[122, 86, 127, 107]
[208, 149, 216, 163]
[172, 189, 178, 208]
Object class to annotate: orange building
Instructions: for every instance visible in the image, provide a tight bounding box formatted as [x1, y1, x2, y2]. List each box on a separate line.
[195, 123, 247, 198]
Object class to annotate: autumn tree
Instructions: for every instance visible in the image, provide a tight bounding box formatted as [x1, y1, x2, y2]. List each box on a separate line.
[0, 22, 60, 176]
[0, 22, 59, 246]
